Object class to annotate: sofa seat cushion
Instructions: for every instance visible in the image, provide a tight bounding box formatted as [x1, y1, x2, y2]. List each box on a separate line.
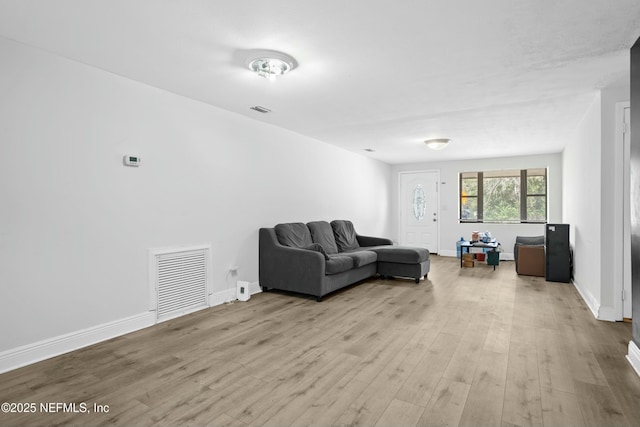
[307, 221, 339, 254]
[275, 223, 313, 248]
[373, 246, 429, 264]
[340, 250, 378, 268]
[325, 255, 354, 275]
[331, 220, 360, 252]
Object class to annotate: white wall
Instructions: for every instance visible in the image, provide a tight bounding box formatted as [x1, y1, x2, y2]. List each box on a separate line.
[391, 153, 563, 258]
[563, 84, 630, 320]
[0, 37, 391, 356]
[563, 92, 603, 316]
[563, 85, 630, 320]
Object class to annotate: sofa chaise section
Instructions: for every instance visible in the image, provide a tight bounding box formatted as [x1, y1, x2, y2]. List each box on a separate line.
[376, 246, 430, 283]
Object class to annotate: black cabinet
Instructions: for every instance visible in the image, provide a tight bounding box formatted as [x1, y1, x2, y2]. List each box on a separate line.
[545, 224, 571, 283]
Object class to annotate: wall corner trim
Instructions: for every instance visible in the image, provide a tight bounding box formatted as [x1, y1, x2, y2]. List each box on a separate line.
[626, 340, 640, 378]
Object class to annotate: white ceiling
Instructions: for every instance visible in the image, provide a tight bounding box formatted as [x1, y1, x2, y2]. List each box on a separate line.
[1, 0, 639, 164]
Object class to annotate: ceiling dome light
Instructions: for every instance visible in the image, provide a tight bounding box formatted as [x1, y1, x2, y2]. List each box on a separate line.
[424, 138, 450, 150]
[246, 50, 297, 80]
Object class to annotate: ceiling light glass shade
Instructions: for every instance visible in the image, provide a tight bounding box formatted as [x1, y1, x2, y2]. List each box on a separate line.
[246, 50, 297, 80]
[424, 138, 450, 150]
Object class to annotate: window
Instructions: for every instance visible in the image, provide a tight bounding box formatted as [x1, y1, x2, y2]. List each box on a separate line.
[459, 168, 547, 223]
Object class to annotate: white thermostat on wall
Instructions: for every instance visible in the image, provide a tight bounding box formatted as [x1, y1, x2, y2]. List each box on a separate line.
[123, 155, 142, 167]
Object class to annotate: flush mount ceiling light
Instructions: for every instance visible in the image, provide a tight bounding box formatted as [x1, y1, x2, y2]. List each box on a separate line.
[246, 50, 297, 80]
[424, 138, 450, 150]
[250, 105, 271, 113]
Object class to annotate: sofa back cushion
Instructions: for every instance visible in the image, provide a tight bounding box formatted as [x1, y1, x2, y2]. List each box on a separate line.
[307, 221, 339, 254]
[274, 223, 313, 248]
[303, 243, 330, 260]
[515, 235, 545, 246]
[331, 220, 360, 252]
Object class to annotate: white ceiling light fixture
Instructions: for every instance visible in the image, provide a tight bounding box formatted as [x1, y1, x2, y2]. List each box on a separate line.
[424, 138, 450, 150]
[250, 105, 271, 113]
[246, 50, 297, 80]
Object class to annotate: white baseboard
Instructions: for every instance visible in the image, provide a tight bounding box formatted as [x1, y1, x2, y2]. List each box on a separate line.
[210, 288, 237, 306]
[571, 279, 599, 319]
[210, 282, 262, 306]
[501, 252, 514, 261]
[626, 340, 640, 378]
[570, 279, 618, 322]
[597, 306, 618, 322]
[1, 283, 264, 374]
[250, 281, 262, 295]
[439, 250, 457, 257]
[0, 312, 156, 374]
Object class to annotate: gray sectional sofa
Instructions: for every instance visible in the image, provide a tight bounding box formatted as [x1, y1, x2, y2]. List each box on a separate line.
[259, 220, 430, 301]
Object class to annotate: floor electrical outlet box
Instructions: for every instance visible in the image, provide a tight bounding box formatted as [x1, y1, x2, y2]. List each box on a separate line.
[236, 280, 250, 302]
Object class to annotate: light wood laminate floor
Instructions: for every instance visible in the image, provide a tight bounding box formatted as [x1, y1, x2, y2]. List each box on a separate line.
[1, 256, 640, 427]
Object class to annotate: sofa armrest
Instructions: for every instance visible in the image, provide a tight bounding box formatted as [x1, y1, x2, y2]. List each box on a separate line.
[356, 234, 393, 247]
[259, 228, 325, 295]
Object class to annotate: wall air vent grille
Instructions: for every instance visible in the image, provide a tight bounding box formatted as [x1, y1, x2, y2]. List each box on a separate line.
[250, 105, 271, 113]
[150, 245, 211, 322]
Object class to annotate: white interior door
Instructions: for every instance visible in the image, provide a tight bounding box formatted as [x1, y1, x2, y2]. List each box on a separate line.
[399, 171, 439, 253]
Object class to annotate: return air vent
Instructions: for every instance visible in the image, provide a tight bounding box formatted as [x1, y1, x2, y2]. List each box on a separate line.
[149, 245, 211, 322]
[250, 105, 271, 113]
